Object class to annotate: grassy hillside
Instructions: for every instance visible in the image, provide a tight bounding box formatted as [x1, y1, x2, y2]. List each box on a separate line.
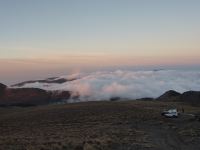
[0, 100, 200, 150]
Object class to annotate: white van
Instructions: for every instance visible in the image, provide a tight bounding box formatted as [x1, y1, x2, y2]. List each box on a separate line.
[161, 109, 178, 118]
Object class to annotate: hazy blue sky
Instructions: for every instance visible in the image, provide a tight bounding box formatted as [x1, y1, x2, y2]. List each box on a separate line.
[0, 0, 200, 84]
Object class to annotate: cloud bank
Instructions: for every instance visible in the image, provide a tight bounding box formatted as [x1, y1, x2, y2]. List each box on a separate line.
[13, 70, 200, 101]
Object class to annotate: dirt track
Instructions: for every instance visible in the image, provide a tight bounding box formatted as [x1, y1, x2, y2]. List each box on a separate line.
[0, 100, 199, 150]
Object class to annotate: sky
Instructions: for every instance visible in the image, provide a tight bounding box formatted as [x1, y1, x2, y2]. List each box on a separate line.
[0, 0, 200, 84]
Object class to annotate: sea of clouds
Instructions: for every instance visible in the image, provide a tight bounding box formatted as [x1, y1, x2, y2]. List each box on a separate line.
[14, 70, 200, 101]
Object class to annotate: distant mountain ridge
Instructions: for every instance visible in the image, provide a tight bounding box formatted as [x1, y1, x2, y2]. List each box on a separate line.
[0, 81, 200, 106]
[12, 77, 78, 87]
[10, 70, 200, 101]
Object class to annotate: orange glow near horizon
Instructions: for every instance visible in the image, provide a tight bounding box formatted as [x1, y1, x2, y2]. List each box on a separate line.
[1, 53, 200, 85]
[1, 52, 200, 69]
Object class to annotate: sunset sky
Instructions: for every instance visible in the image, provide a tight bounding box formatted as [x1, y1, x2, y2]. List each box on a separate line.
[0, 0, 200, 84]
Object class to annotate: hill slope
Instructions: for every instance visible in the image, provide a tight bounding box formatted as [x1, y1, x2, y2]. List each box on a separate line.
[0, 100, 199, 150]
[0, 83, 71, 106]
[157, 90, 200, 106]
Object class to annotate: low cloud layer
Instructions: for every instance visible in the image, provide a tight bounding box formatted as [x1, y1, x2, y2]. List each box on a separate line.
[13, 70, 200, 101]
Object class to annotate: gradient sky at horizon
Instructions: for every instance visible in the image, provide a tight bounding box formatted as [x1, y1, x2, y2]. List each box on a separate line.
[0, 0, 200, 84]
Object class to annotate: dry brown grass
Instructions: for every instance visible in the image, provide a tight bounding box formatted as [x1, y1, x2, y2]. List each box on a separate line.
[0, 100, 199, 150]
